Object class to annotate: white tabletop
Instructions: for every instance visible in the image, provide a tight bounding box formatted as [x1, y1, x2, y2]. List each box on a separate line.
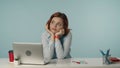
[0, 58, 120, 68]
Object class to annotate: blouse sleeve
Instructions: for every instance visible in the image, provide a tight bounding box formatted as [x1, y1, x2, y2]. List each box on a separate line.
[55, 32, 72, 59]
[41, 32, 55, 60]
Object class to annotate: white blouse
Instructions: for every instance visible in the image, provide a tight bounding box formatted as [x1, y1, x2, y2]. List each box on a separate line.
[41, 31, 72, 60]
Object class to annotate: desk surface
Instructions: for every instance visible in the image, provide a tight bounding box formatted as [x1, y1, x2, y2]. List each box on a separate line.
[0, 58, 120, 68]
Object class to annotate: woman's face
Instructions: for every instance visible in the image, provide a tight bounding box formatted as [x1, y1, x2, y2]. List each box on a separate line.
[50, 17, 64, 34]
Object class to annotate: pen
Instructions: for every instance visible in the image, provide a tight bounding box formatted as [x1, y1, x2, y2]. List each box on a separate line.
[72, 61, 80, 64]
[106, 49, 110, 56]
[99, 49, 105, 56]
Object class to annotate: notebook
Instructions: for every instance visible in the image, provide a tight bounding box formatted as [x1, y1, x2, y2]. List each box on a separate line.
[13, 42, 47, 65]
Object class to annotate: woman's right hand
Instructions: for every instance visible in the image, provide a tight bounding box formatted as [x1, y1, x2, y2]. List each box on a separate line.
[45, 24, 54, 36]
[45, 24, 54, 40]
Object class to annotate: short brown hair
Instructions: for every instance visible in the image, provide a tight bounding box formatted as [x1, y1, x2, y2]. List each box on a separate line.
[46, 12, 70, 36]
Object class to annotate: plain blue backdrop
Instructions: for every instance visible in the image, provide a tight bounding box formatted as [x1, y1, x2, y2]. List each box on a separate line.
[0, 0, 120, 58]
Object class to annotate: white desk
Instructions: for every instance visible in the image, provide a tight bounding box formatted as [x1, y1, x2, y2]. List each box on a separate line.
[0, 58, 120, 68]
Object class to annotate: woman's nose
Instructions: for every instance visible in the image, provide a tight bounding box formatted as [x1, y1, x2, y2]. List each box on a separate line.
[53, 24, 57, 28]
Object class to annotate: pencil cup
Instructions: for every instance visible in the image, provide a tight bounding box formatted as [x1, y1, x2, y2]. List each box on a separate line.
[14, 58, 21, 65]
[102, 55, 111, 64]
[102, 55, 106, 64]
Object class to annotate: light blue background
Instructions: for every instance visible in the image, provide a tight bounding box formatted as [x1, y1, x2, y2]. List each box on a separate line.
[0, 0, 120, 58]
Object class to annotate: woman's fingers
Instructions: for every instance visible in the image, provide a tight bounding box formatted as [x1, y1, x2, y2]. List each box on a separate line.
[45, 24, 54, 36]
[57, 29, 64, 35]
[45, 24, 48, 30]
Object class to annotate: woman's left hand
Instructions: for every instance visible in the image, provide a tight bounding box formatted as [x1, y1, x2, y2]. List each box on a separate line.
[55, 29, 65, 36]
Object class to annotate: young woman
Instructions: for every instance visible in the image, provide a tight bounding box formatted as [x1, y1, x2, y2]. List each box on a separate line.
[41, 12, 72, 60]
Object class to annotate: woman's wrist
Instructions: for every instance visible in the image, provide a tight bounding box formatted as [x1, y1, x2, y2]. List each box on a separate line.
[51, 35, 55, 41]
[54, 35, 59, 39]
[54, 35, 60, 41]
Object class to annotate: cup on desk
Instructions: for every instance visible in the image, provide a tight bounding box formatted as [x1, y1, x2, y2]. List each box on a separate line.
[102, 55, 112, 64]
[14, 58, 21, 66]
[8, 50, 14, 62]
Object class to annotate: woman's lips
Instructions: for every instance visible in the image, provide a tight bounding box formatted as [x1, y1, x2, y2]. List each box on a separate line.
[52, 28, 56, 31]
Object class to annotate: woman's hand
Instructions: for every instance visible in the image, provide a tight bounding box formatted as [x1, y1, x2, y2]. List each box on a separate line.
[55, 29, 64, 37]
[45, 24, 54, 36]
[55, 29, 64, 41]
[45, 24, 54, 40]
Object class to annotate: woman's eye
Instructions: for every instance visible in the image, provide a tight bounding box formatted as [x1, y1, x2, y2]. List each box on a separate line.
[51, 21, 55, 24]
[51, 21, 53, 24]
[58, 24, 61, 26]
[58, 24, 63, 26]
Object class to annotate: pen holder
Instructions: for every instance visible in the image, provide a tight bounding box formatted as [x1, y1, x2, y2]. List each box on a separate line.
[102, 55, 112, 64]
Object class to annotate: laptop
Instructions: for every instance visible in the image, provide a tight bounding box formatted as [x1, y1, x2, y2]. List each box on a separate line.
[13, 42, 47, 65]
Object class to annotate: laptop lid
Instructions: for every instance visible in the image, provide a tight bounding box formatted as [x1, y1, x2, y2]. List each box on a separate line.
[13, 42, 45, 65]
